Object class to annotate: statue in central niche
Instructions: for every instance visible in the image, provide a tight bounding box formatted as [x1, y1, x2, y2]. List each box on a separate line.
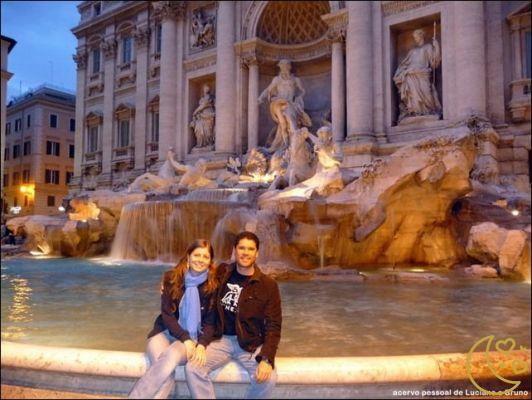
[393, 28, 441, 123]
[190, 83, 215, 150]
[258, 59, 312, 152]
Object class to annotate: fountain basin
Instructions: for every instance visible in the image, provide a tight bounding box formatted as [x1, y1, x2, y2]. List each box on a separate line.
[2, 341, 530, 398]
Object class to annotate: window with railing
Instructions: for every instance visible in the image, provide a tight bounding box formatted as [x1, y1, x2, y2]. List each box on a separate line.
[118, 119, 130, 147]
[122, 36, 132, 64]
[87, 126, 99, 153]
[23, 141, 31, 156]
[45, 169, 60, 184]
[46, 141, 60, 156]
[92, 48, 101, 74]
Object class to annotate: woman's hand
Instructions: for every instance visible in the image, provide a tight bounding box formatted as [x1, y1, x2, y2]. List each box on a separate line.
[184, 339, 197, 360]
[190, 344, 206, 367]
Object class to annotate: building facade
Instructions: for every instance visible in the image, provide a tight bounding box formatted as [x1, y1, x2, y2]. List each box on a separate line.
[71, 1, 531, 192]
[1, 34, 17, 215]
[3, 85, 76, 216]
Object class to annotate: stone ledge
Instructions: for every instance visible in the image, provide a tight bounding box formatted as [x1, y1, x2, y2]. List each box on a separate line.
[1, 341, 530, 398]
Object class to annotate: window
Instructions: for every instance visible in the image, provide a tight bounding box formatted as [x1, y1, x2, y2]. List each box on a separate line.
[122, 36, 132, 63]
[93, 2, 101, 16]
[156, 24, 162, 54]
[88, 126, 99, 152]
[66, 171, 74, 185]
[92, 49, 101, 74]
[70, 118, 76, 132]
[50, 114, 58, 128]
[5, 122, 11, 135]
[118, 119, 130, 147]
[22, 170, 30, 183]
[15, 119, 21, 132]
[13, 144, 20, 159]
[23, 141, 31, 156]
[47, 196, 55, 207]
[27, 114, 31, 128]
[45, 169, 60, 184]
[4, 147, 9, 161]
[69, 144, 75, 158]
[13, 197, 18, 207]
[46, 141, 60, 156]
[12, 172, 20, 185]
[151, 112, 159, 142]
[3, 174, 8, 187]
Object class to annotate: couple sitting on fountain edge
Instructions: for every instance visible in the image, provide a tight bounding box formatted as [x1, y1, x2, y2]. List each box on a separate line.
[128, 231, 282, 399]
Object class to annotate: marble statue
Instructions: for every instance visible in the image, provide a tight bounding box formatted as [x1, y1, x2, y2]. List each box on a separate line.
[286, 127, 315, 186]
[258, 59, 312, 152]
[190, 84, 215, 149]
[308, 125, 341, 172]
[393, 28, 441, 123]
[128, 148, 216, 192]
[173, 158, 217, 190]
[190, 9, 215, 49]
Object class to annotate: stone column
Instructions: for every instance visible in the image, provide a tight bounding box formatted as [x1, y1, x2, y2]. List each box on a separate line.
[99, 34, 117, 187]
[72, 47, 88, 188]
[215, 1, 236, 155]
[174, 12, 185, 160]
[510, 20, 523, 81]
[246, 56, 259, 150]
[454, 1, 486, 118]
[345, 1, 373, 142]
[157, 2, 178, 161]
[328, 31, 345, 143]
[133, 24, 150, 174]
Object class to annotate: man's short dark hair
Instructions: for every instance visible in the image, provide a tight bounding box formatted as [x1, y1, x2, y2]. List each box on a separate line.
[234, 231, 260, 250]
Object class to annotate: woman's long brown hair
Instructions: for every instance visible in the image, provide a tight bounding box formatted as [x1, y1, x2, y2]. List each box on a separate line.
[167, 239, 218, 303]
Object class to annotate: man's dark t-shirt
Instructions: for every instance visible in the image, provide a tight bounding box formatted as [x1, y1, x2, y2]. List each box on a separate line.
[220, 268, 251, 335]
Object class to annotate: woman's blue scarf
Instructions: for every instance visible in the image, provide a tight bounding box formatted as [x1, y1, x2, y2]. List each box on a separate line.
[178, 269, 208, 341]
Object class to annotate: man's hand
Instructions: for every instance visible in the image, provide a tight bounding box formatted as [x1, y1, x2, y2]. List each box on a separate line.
[255, 360, 273, 383]
[190, 344, 206, 367]
[184, 339, 197, 360]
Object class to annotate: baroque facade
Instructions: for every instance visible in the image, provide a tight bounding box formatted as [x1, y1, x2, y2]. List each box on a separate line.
[71, 1, 531, 192]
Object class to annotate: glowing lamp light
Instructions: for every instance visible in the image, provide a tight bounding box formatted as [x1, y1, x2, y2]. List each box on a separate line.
[10, 206, 21, 215]
[511, 209, 520, 216]
[19, 184, 35, 196]
[58, 206, 66, 212]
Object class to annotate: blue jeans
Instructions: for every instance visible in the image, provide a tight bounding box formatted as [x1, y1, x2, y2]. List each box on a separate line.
[128, 330, 187, 399]
[185, 335, 277, 399]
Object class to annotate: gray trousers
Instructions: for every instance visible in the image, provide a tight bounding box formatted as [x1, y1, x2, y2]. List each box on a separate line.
[185, 335, 277, 399]
[128, 330, 187, 399]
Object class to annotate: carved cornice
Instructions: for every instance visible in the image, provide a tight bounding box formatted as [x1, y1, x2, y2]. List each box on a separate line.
[152, 1, 186, 22]
[184, 53, 217, 72]
[73, 50, 88, 70]
[235, 37, 332, 65]
[101, 38, 117, 59]
[134, 25, 151, 49]
[381, 1, 440, 17]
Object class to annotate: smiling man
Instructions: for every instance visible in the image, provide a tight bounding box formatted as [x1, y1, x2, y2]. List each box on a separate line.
[186, 231, 282, 399]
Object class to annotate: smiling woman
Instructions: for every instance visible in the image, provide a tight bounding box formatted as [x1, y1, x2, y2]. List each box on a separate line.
[1, 0, 79, 99]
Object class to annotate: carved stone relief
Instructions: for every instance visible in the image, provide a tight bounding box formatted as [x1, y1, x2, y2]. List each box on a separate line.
[190, 7, 216, 50]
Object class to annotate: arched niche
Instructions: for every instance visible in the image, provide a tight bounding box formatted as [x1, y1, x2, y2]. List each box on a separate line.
[239, 1, 336, 146]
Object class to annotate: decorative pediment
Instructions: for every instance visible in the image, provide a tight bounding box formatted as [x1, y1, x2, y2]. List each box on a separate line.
[148, 95, 160, 111]
[114, 102, 136, 118]
[85, 110, 103, 125]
